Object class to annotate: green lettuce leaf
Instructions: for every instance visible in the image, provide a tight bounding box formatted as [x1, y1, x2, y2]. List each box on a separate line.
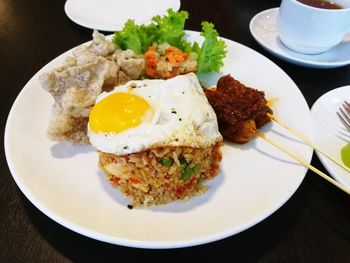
[112, 20, 159, 54]
[152, 9, 190, 50]
[112, 9, 190, 54]
[195, 22, 227, 74]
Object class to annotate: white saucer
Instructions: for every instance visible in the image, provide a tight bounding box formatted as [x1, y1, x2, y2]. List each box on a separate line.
[311, 86, 350, 189]
[249, 8, 350, 68]
[64, 0, 180, 32]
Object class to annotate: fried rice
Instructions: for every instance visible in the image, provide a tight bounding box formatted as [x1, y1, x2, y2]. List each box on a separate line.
[99, 143, 223, 207]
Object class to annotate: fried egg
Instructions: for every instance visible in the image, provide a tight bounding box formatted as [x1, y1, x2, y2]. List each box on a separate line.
[88, 73, 222, 155]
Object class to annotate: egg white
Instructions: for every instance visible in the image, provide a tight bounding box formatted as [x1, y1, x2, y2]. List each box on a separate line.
[88, 73, 223, 155]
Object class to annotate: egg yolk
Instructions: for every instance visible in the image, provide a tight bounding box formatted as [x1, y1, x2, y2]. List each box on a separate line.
[89, 92, 151, 133]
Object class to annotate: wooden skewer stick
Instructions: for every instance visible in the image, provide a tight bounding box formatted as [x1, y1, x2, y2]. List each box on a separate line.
[268, 113, 350, 174]
[257, 132, 350, 195]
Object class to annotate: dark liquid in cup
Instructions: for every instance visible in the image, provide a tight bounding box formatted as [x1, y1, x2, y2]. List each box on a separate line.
[297, 0, 343, 9]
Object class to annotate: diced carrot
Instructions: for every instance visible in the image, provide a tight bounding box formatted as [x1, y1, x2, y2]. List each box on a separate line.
[145, 67, 159, 78]
[148, 59, 158, 68]
[166, 47, 187, 65]
[143, 44, 192, 79]
[129, 177, 140, 184]
[111, 176, 120, 185]
[144, 46, 157, 57]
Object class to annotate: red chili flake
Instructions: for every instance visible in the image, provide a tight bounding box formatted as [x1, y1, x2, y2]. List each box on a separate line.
[175, 188, 183, 197]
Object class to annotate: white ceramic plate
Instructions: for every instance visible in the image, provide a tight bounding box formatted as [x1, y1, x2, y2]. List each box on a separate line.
[4, 31, 313, 249]
[249, 8, 350, 69]
[311, 86, 350, 189]
[64, 0, 181, 32]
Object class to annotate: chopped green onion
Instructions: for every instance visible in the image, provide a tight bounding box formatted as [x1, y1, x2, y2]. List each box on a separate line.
[193, 164, 201, 174]
[160, 158, 173, 166]
[180, 158, 188, 165]
[181, 162, 201, 181]
[182, 165, 192, 181]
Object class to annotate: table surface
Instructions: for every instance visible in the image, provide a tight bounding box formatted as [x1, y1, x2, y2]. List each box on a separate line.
[1, 0, 349, 261]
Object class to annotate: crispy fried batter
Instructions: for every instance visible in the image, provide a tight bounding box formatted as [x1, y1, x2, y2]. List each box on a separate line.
[112, 49, 145, 80]
[205, 74, 272, 143]
[40, 30, 145, 144]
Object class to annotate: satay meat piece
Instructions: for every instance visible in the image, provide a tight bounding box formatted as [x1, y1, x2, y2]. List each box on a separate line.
[205, 74, 272, 143]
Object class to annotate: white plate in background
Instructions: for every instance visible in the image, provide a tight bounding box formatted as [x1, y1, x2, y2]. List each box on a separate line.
[64, 0, 181, 31]
[249, 8, 350, 69]
[311, 86, 350, 188]
[4, 31, 313, 248]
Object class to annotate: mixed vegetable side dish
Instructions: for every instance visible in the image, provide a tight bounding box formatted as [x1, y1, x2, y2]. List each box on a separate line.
[112, 9, 227, 80]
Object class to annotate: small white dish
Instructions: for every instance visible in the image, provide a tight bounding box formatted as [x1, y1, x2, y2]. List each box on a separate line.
[311, 86, 350, 189]
[249, 8, 350, 69]
[64, 0, 181, 32]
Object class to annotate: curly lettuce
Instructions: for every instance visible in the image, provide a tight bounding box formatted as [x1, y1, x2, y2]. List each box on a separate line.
[112, 20, 159, 54]
[152, 9, 189, 50]
[195, 22, 227, 74]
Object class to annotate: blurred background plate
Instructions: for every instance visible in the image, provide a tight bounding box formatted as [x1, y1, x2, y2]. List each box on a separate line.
[64, 0, 181, 32]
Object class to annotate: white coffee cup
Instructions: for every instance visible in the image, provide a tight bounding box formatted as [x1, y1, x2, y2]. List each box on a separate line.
[277, 0, 350, 54]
